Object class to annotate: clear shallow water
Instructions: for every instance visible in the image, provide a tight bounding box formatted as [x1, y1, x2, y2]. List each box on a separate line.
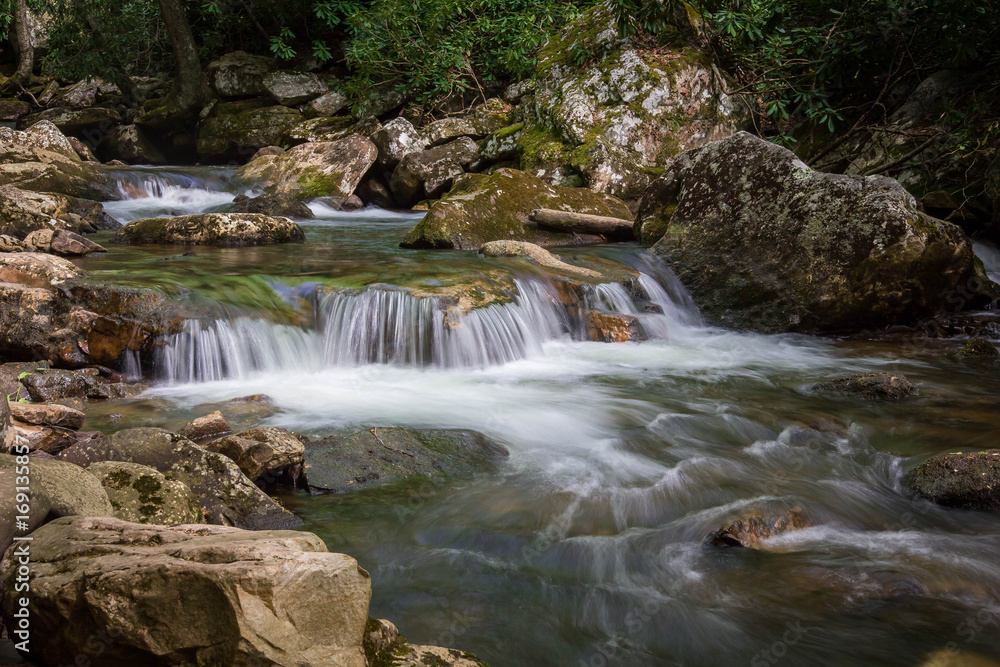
[80, 168, 1000, 666]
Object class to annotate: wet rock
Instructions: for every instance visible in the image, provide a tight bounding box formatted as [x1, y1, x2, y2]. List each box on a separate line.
[6, 420, 98, 454]
[228, 192, 314, 218]
[481, 240, 601, 278]
[197, 105, 304, 159]
[585, 310, 645, 343]
[957, 337, 999, 359]
[0, 516, 371, 667]
[401, 168, 632, 249]
[236, 134, 378, 200]
[306, 90, 349, 117]
[708, 507, 809, 548]
[365, 618, 488, 667]
[356, 176, 395, 209]
[22, 369, 91, 402]
[112, 212, 305, 247]
[305, 427, 509, 493]
[86, 461, 203, 525]
[23, 228, 107, 256]
[903, 450, 1000, 510]
[206, 51, 276, 98]
[263, 70, 328, 106]
[390, 137, 479, 207]
[227, 393, 274, 405]
[813, 371, 915, 401]
[59, 428, 302, 530]
[24, 106, 121, 135]
[643, 132, 994, 332]
[8, 401, 85, 429]
[205, 426, 305, 484]
[0, 251, 81, 287]
[102, 124, 167, 164]
[371, 117, 428, 169]
[179, 410, 231, 441]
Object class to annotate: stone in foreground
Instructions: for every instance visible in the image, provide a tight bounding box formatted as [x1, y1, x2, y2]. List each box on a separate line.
[640, 132, 994, 333]
[903, 450, 1000, 510]
[708, 507, 809, 548]
[112, 212, 304, 247]
[87, 460, 204, 526]
[0, 516, 371, 667]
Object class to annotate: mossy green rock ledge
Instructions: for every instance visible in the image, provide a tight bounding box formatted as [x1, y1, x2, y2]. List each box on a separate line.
[640, 132, 997, 333]
[903, 450, 1000, 510]
[112, 212, 305, 247]
[400, 168, 632, 250]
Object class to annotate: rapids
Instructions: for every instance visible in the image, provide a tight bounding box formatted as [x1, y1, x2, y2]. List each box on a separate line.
[75, 168, 1000, 666]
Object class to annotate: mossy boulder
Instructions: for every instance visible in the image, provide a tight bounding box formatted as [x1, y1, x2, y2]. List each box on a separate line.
[957, 337, 999, 359]
[112, 212, 305, 247]
[226, 192, 314, 218]
[812, 372, 915, 401]
[389, 137, 479, 207]
[0, 121, 109, 198]
[903, 450, 1000, 510]
[285, 115, 381, 145]
[197, 105, 304, 160]
[400, 168, 632, 249]
[87, 461, 204, 526]
[644, 132, 996, 333]
[304, 427, 509, 493]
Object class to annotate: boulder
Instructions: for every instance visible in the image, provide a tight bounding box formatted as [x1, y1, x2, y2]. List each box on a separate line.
[401, 168, 632, 249]
[478, 123, 523, 166]
[584, 310, 644, 343]
[178, 410, 231, 441]
[0, 185, 114, 239]
[521, 3, 746, 199]
[8, 401, 85, 429]
[86, 461, 203, 525]
[197, 105, 304, 159]
[903, 450, 1000, 510]
[708, 506, 810, 548]
[206, 51, 276, 98]
[0, 121, 108, 199]
[0, 251, 81, 287]
[0, 98, 30, 121]
[364, 618, 488, 667]
[24, 106, 122, 135]
[423, 99, 510, 146]
[236, 134, 377, 200]
[112, 212, 305, 247]
[307, 90, 349, 117]
[250, 145, 284, 161]
[356, 176, 395, 209]
[642, 132, 995, 332]
[58, 428, 302, 530]
[21, 369, 91, 402]
[57, 79, 100, 109]
[102, 124, 167, 164]
[304, 427, 508, 493]
[263, 71, 328, 106]
[958, 337, 999, 359]
[812, 372, 915, 401]
[0, 516, 371, 667]
[284, 115, 375, 144]
[0, 234, 24, 251]
[227, 192, 314, 218]
[68, 136, 99, 162]
[23, 228, 107, 256]
[371, 117, 427, 169]
[389, 137, 479, 207]
[205, 426, 305, 484]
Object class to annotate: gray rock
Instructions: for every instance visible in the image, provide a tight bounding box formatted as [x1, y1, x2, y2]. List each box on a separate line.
[206, 51, 276, 98]
[307, 90, 349, 117]
[23, 106, 121, 135]
[197, 105, 304, 159]
[389, 137, 479, 207]
[102, 124, 166, 164]
[263, 71, 329, 106]
[86, 460, 204, 525]
[356, 177, 395, 209]
[285, 115, 381, 144]
[112, 212, 305, 247]
[228, 192, 314, 218]
[371, 117, 427, 169]
[423, 100, 510, 146]
[206, 426, 305, 483]
[57, 79, 100, 109]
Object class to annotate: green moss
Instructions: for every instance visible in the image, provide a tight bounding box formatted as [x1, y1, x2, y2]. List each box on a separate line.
[104, 469, 133, 489]
[295, 171, 345, 198]
[133, 474, 163, 502]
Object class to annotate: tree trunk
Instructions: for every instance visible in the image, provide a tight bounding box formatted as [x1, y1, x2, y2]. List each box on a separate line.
[157, 0, 209, 113]
[13, 0, 34, 88]
[529, 209, 635, 242]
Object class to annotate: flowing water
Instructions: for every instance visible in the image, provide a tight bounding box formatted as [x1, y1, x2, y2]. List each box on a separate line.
[77, 168, 1000, 666]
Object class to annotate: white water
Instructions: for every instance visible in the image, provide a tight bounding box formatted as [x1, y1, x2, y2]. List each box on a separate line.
[973, 240, 1000, 284]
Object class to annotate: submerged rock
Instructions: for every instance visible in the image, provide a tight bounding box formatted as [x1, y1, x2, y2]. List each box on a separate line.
[957, 337, 999, 359]
[305, 427, 509, 493]
[112, 212, 305, 247]
[227, 192, 314, 218]
[642, 132, 994, 333]
[708, 506, 809, 548]
[481, 240, 601, 279]
[87, 460, 204, 525]
[812, 372, 915, 401]
[584, 310, 645, 343]
[401, 168, 632, 249]
[903, 450, 1000, 510]
[0, 516, 371, 667]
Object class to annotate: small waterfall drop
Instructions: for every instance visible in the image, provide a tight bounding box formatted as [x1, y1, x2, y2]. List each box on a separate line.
[105, 168, 240, 222]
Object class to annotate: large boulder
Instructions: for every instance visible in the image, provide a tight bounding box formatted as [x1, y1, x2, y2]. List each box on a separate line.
[0, 121, 108, 198]
[263, 71, 328, 106]
[101, 124, 167, 164]
[206, 51, 276, 98]
[304, 427, 508, 493]
[197, 105, 304, 160]
[285, 115, 379, 144]
[306, 90, 349, 117]
[641, 132, 996, 333]
[23, 228, 107, 256]
[112, 212, 305, 247]
[400, 167, 632, 249]
[0, 185, 114, 239]
[205, 426, 305, 484]
[0, 516, 371, 667]
[58, 427, 302, 530]
[227, 192, 314, 219]
[235, 134, 377, 200]
[423, 99, 510, 146]
[371, 117, 427, 169]
[903, 450, 1000, 510]
[519, 3, 746, 199]
[23, 106, 122, 136]
[389, 137, 480, 207]
[86, 461, 204, 525]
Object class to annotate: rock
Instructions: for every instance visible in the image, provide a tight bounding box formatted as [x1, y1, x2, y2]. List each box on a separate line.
[0, 121, 108, 199]
[0, 185, 108, 239]
[0, 98, 30, 121]
[903, 450, 1000, 510]
[68, 136, 99, 162]
[917, 650, 1000, 667]
[21, 369, 91, 402]
[24, 106, 121, 135]
[0, 234, 24, 251]
[389, 137, 479, 206]
[480, 240, 601, 278]
[0, 454, 114, 554]
[206, 51, 276, 98]
[401, 168, 632, 249]
[522, 3, 746, 199]
[423, 99, 510, 146]
[263, 71, 328, 106]
[38, 80, 60, 106]
[371, 117, 427, 169]
[0, 398, 10, 448]
[250, 145, 284, 161]
[57, 79, 100, 108]
[59, 428, 302, 530]
[112, 212, 305, 247]
[478, 123, 523, 166]
[205, 426, 305, 484]
[86, 461, 203, 525]
[6, 420, 98, 454]
[304, 427, 508, 493]
[503, 79, 536, 103]
[198, 105, 304, 159]
[307, 90, 349, 117]
[178, 410, 231, 441]
[707, 506, 809, 548]
[584, 310, 645, 343]
[356, 176, 395, 208]
[0, 516, 371, 667]
[285, 115, 379, 144]
[812, 372, 915, 401]
[23, 228, 107, 256]
[0, 251, 81, 288]
[958, 337, 999, 359]
[102, 124, 167, 164]
[236, 134, 378, 200]
[8, 401, 85, 429]
[228, 192, 314, 218]
[642, 132, 995, 332]
[364, 620, 488, 667]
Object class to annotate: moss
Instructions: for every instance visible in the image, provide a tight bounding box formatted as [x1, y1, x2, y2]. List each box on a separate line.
[295, 171, 345, 198]
[104, 469, 133, 489]
[132, 474, 163, 502]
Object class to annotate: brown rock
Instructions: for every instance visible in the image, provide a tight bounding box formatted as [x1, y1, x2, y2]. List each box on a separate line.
[708, 507, 809, 548]
[179, 410, 231, 440]
[585, 310, 645, 343]
[8, 401, 85, 429]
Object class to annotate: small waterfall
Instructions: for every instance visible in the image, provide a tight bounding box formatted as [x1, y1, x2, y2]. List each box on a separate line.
[105, 168, 239, 222]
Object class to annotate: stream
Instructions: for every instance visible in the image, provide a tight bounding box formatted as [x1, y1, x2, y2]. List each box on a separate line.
[75, 167, 1000, 666]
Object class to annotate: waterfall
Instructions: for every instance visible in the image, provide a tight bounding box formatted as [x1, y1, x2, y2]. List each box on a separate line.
[104, 168, 239, 222]
[155, 266, 702, 382]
